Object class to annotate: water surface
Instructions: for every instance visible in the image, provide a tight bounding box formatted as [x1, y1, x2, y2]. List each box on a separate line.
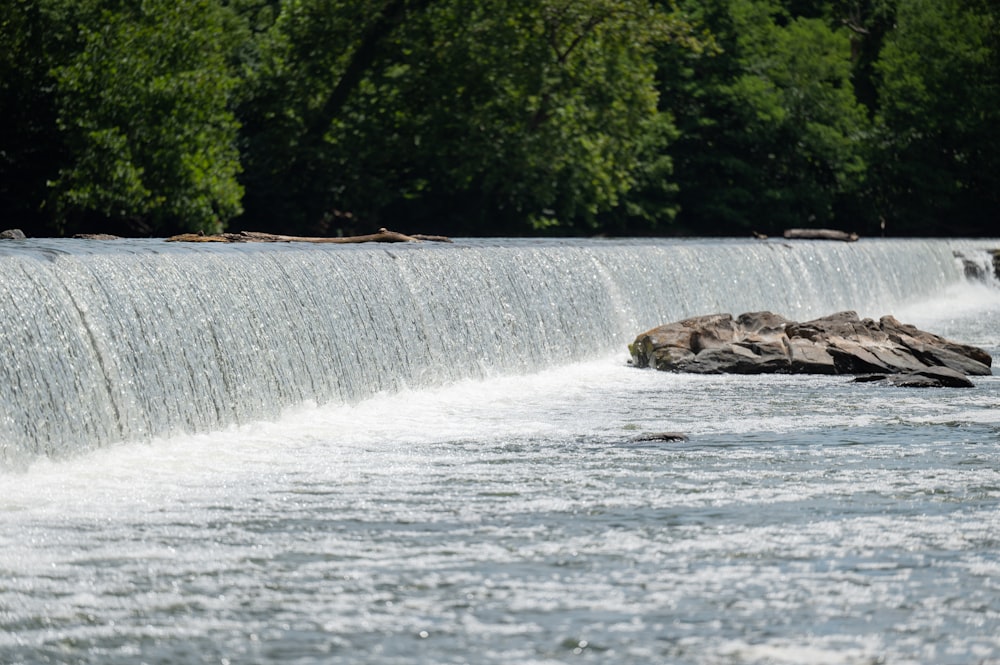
[3, 279, 999, 665]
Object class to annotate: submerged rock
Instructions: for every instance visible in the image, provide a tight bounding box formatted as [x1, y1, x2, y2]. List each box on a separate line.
[629, 311, 991, 383]
[630, 432, 688, 443]
[853, 367, 975, 388]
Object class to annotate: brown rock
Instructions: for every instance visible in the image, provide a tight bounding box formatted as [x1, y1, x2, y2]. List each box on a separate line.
[629, 310, 992, 381]
[853, 367, 975, 388]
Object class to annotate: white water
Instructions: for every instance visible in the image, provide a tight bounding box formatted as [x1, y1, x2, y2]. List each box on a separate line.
[0, 237, 990, 466]
[2, 238, 999, 665]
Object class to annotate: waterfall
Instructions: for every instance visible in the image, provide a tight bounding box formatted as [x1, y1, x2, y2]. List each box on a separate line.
[0, 238, 994, 467]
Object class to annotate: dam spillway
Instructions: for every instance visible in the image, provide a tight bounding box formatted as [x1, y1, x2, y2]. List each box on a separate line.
[0, 237, 995, 467]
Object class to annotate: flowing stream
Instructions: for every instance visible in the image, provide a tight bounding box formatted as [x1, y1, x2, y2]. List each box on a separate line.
[1, 237, 999, 664]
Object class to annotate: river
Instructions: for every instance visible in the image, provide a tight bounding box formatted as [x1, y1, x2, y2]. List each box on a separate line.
[1, 238, 998, 664]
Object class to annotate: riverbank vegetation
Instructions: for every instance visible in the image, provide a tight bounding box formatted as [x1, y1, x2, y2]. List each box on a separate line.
[2, 0, 997, 237]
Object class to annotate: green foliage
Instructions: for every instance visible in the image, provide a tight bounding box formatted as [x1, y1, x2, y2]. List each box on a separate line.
[0, 0, 67, 230]
[236, 0, 694, 236]
[49, 0, 244, 234]
[659, 0, 870, 236]
[2, 0, 998, 237]
[873, 0, 1000, 234]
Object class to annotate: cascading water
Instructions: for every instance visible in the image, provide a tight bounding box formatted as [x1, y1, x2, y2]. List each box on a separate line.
[0, 237, 995, 468]
[4, 237, 1000, 665]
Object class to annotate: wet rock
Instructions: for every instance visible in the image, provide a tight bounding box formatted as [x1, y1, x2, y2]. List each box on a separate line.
[630, 432, 688, 443]
[853, 367, 975, 388]
[629, 310, 991, 382]
[955, 251, 988, 281]
[954, 249, 1000, 283]
[0, 228, 26, 240]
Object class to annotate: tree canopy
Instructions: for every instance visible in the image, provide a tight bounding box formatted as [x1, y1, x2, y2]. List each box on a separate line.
[873, 0, 1000, 235]
[1, 0, 997, 237]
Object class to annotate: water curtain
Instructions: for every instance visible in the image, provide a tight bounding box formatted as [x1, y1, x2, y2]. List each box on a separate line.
[0, 238, 990, 466]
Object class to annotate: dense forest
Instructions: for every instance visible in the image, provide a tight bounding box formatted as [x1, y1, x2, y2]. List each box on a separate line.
[2, 0, 998, 238]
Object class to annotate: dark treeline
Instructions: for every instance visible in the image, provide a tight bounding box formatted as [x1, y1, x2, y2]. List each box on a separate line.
[2, 0, 998, 238]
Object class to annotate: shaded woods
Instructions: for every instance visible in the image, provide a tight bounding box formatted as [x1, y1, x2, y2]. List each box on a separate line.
[2, 0, 998, 238]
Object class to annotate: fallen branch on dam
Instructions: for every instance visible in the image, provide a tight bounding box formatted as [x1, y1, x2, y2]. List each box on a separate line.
[165, 228, 452, 243]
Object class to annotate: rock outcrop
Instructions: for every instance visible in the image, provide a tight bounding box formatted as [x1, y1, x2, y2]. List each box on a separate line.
[629, 311, 992, 383]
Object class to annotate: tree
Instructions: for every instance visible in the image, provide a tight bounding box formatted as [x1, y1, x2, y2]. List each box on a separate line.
[657, 0, 870, 236]
[873, 0, 1000, 235]
[1, 0, 245, 236]
[48, 0, 244, 235]
[826, 0, 897, 114]
[0, 0, 68, 233]
[235, 0, 695, 236]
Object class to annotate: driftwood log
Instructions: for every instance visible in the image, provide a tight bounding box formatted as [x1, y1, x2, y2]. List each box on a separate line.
[783, 228, 859, 242]
[166, 228, 451, 244]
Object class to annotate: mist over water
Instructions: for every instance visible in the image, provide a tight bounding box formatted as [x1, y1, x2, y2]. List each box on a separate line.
[2, 238, 999, 664]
